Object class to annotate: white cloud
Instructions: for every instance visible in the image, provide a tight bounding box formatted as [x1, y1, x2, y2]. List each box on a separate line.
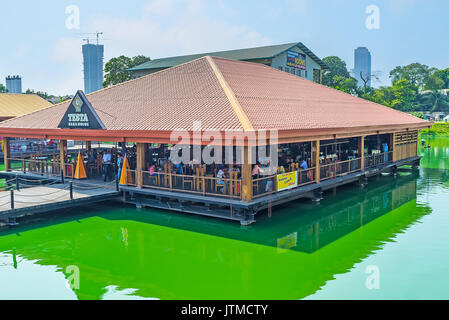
[48, 0, 272, 95]
[16, 44, 32, 58]
[286, 0, 309, 14]
[144, 0, 174, 15]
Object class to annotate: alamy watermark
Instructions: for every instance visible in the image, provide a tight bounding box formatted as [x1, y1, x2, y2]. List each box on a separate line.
[66, 265, 80, 290]
[169, 121, 279, 175]
[365, 5, 380, 30]
[65, 5, 80, 30]
[365, 265, 380, 290]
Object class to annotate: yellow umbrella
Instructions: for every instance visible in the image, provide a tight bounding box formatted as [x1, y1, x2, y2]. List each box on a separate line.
[119, 156, 133, 185]
[74, 151, 87, 180]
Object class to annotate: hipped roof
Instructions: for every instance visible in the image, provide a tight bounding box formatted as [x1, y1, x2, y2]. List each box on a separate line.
[0, 56, 431, 143]
[0, 94, 52, 119]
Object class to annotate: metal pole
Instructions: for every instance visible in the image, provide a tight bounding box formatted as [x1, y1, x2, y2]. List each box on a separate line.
[15, 175, 19, 191]
[116, 177, 119, 192]
[70, 182, 73, 200]
[10, 189, 14, 210]
[61, 169, 65, 184]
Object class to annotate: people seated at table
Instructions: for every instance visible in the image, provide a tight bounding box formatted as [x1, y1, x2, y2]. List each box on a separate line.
[149, 163, 158, 176]
[252, 163, 260, 178]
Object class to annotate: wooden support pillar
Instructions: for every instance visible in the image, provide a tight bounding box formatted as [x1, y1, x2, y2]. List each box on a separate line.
[136, 143, 146, 188]
[359, 136, 365, 170]
[241, 146, 253, 202]
[312, 140, 320, 183]
[391, 133, 396, 162]
[85, 141, 92, 152]
[3, 137, 11, 172]
[59, 140, 67, 177]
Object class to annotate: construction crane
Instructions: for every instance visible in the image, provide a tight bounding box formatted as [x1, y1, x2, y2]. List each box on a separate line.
[80, 32, 105, 45]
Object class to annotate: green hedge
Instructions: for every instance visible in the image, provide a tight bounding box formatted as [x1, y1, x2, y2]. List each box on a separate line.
[421, 123, 449, 136]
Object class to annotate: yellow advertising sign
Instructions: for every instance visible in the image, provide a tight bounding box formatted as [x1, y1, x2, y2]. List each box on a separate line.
[277, 171, 298, 192]
[277, 232, 298, 252]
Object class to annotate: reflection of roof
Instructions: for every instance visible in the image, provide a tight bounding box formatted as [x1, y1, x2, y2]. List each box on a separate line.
[0, 56, 430, 137]
[0, 94, 52, 119]
[129, 42, 329, 72]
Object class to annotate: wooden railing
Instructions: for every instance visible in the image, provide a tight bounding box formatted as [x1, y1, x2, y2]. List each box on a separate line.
[320, 158, 362, 181]
[365, 151, 394, 169]
[135, 171, 242, 199]
[7, 158, 75, 178]
[253, 167, 316, 199]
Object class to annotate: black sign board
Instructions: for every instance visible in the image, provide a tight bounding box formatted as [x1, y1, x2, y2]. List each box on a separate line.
[58, 90, 106, 130]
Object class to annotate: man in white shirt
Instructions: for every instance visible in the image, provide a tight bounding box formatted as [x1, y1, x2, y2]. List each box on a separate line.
[103, 150, 113, 182]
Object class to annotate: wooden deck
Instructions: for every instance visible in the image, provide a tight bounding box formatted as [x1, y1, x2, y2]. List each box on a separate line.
[0, 176, 121, 225]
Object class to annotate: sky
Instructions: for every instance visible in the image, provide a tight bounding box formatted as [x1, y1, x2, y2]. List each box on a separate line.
[0, 0, 448, 96]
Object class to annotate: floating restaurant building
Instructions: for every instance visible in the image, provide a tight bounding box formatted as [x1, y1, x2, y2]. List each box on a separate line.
[0, 56, 431, 225]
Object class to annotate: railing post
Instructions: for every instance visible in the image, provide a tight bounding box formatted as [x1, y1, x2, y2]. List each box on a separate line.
[61, 169, 65, 184]
[10, 189, 14, 210]
[69, 182, 73, 200]
[15, 175, 19, 191]
[116, 177, 119, 191]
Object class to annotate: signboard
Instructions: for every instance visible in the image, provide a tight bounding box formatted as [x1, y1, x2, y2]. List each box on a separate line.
[277, 171, 298, 192]
[277, 232, 298, 252]
[286, 50, 306, 70]
[58, 90, 106, 130]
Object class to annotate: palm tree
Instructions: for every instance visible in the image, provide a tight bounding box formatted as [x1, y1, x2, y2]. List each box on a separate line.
[417, 90, 449, 112]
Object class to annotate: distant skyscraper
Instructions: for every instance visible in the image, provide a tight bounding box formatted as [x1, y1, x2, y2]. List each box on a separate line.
[83, 43, 104, 94]
[5, 75, 22, 94]
[354, 47, 372, 87]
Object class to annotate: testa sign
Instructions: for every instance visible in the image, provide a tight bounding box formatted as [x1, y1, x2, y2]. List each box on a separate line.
[58, 91, 106, 130]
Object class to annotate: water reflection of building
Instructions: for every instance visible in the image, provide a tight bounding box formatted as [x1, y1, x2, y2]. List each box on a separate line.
[0, 172, 431, 300]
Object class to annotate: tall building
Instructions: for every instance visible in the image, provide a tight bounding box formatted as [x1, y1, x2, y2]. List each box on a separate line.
[354, 47, 372, 87]
[5, 76, 22, 94]
[82, 43, 104, 94]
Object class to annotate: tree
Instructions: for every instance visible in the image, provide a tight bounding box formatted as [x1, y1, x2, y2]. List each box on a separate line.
[416, 90, 449, 112]
[367, 86, 395, 107]
[389, 63, 437, 90]
[0, 84, 7, 93]
[425, 68, 449, 90]
[103, 55, 151, 87]
[25, 89, 56, 101]
[391, 79, 419, 111]
[333, 75, 359, 95]
[410, 111, 425, 119]
[322, 56, 351, 88]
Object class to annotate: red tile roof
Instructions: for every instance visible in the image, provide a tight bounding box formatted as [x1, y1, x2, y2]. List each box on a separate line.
[213, 57, 429, 131]
[0, 56, 430, 137]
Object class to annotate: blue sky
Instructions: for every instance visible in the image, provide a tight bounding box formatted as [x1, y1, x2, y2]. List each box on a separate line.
[0, 0, 447, 95]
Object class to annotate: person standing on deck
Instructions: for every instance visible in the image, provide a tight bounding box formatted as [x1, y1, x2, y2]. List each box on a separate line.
[117, 154, 123, 181]
[103, 150, 113, 182]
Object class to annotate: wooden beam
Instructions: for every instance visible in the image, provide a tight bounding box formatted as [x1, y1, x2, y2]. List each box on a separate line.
[59, 140, 67, 177]
[359, 136, 365, 170]
[136, 143, 146, 188]
[3, 137, 10, 172]
[313, 140, 320, 183]
[241, 146, 253, 202]
[85, 141, 91, 152]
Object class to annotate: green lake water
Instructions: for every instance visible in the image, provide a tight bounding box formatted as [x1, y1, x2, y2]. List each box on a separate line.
[0, 137, 448, 300]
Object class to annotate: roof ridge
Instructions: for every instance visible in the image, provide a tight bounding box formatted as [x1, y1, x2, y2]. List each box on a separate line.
[206, 56, 254, 132]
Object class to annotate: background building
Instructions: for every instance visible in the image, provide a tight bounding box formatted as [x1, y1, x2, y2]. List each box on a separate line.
[5, 76, 22, 94]
[354, 47, 372, 87]
[128, 42, 329, 84]
[83, 43, 104, 94]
